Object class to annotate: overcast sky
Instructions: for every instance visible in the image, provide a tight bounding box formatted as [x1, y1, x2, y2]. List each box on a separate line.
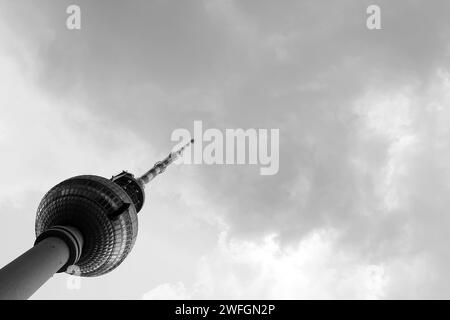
[1, 0, 450, 299]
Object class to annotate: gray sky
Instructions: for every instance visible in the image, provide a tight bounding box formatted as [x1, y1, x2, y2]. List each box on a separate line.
[1, 0, 450, 299]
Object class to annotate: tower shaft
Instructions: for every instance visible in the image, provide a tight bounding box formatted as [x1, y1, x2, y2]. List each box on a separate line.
[0, 237, 69, 300]
[0, 225, 83, 300]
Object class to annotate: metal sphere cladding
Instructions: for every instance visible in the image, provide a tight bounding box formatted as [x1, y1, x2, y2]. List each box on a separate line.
[35, 174, 143, 277]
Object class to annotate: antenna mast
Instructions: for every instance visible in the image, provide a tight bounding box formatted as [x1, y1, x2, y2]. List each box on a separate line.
[138, 139, 194, 186]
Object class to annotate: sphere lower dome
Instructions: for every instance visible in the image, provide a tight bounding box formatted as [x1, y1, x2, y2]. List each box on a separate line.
[35, 175, 138, 277]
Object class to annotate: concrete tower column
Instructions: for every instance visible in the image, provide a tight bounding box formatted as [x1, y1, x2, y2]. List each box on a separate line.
[0, 226, 83, 300]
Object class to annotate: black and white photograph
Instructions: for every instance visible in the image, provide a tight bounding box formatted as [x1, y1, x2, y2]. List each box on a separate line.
[1, 0, 450, 308]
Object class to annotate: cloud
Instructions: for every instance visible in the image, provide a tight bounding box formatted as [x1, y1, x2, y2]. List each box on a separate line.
[3, 0, 450, 243]
[143, 69, 450, 299]
[143, 229, 388, 299]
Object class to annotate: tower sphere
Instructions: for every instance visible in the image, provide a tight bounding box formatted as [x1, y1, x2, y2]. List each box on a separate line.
[35, 174, 142, 276]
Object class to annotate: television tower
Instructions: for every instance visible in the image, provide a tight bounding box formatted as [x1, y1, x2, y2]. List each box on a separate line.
[0, 139, 194, 300]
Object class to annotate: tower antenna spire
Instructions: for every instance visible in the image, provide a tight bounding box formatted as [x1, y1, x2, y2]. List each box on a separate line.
[138, 139, 194, 186]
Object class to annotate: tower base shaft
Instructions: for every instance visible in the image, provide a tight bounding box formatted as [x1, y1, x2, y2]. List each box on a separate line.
[0, 237, 70, 300]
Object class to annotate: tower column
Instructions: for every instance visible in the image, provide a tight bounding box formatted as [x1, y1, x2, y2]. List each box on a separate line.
[0, 226, 83, 300]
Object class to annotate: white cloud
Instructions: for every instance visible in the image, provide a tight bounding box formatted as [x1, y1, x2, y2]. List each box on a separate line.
[354, 89, 419, 213]
[143, 229, 388, 299]
[0, 34, 152, 200]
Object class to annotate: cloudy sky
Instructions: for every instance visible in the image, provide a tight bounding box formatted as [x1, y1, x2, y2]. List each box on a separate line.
[1, 0, 450, 299]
